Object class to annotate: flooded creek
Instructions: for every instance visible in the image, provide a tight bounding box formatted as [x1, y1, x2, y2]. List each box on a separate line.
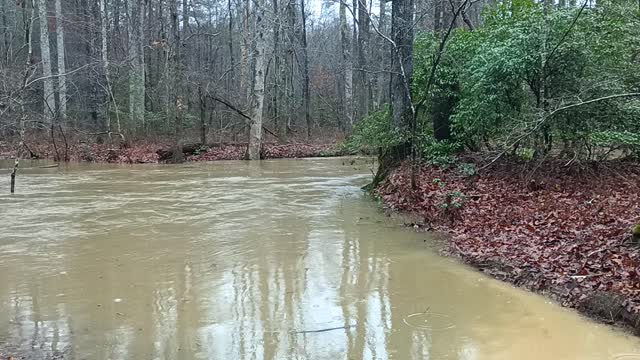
[1, 158, 639, 359]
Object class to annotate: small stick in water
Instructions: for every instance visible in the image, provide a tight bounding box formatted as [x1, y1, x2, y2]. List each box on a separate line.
[10, 159, 18, 194]
[294, 324, 356, 334]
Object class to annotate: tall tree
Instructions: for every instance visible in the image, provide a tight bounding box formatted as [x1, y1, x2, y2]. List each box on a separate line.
[240, 0, 252, 103]
[247, 0, 268, 160]
[299, 0, 311, 138]
[38, 0, 56, 119]
[432, 0, 463, 140]
[127, 0, 145, 130]
[339, 0, 353, 129]
[390, 0, 414, 133]
[375, 0, 388, 110]
[356, 0, 370, 119]
[54, 0, 66, 121]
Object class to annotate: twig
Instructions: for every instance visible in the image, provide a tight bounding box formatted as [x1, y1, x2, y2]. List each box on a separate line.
[544, 0, 589, 71]
[205, 93, 280, 139]
[293, 325, 355, 334]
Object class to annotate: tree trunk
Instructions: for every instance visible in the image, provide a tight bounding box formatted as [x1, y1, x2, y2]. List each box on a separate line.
[368, 0, 415, 190]
[22, 0, 34, 67]
[357, 0, 370, 120]
[300, 0, 311, 138]
[127, 0, 145, 131]
[54, 0, 66, 122]
[431, 0, 462, 140]
[227, 0, 234, 84]
[1, 0, 9, 65]
[100, 0, 118, 133]
[339, 0, 353, 129]
[247, 0, 268, 160]
[199, 85, 206, 145]
[273, 0, 286, 140]
[170, 0, 184, 163]
[38, 0, 56, 119]
[240, 0, 252, 104]
[376, 0, 388, 110]
[390, 0, 414, 132]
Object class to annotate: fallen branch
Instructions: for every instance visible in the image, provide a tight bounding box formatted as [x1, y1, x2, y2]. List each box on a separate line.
[204, 93, 280, 140]
[87, 131, 126, 141]
[293, 325, 355, 334]
[480, 92, 640, 171]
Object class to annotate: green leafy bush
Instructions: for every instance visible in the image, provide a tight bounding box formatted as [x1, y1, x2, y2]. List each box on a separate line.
[344, 108, 405, 153]
[411, 0, 640, 159]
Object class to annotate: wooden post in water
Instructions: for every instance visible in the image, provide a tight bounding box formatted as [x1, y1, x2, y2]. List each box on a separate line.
[10, 159, 18, 194]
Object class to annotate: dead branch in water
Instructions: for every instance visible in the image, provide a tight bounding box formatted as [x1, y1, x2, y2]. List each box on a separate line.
[293, 324, 355, 334]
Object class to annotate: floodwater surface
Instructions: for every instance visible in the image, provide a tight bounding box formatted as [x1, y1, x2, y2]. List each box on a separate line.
[1, 158, 640, 359]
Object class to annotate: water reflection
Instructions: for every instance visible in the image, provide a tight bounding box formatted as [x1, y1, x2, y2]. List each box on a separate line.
[1, 158, 640, 359]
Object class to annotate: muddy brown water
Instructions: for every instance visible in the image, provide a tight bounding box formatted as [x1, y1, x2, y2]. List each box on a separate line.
[1, 157, 640, 360]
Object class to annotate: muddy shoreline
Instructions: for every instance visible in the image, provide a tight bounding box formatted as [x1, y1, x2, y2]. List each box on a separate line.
[375, 158, 640, 335]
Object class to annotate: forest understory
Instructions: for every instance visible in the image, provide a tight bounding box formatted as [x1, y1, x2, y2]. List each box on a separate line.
[375, 156, 640, 334]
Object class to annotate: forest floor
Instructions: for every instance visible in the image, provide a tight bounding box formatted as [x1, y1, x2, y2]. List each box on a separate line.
[0, 139, 343, 163]
[375, 156, 640, 333]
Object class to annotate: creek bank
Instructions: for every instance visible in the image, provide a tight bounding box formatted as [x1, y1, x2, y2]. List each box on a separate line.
[0, 141, 344, 163]
[375, 157, 640, 333]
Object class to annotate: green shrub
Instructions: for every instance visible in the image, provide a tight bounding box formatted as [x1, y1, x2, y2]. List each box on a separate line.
[344, 108, 404, 153]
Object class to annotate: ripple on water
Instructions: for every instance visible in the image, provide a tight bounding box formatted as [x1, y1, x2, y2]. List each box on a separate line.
[403, 311, 456, 331]
[613, 355, 640, 360]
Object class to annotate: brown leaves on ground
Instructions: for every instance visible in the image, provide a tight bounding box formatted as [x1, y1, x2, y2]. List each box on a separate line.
[188, 143, 336, 161]
[0, 140, 338, 163]
[376, 159, 640, 313]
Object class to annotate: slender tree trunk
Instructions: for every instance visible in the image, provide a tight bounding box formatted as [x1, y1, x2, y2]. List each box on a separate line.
[390, 0, 414, 132]
[100, 0, 120, 133]
[376, 0, 387, 109]
[240, 0, 251, 104]
[227, 0, 234, 82]
[431, 0, 462, 140]
[273, 0, 284, 139]
[199, 84, 206, 145]
[38, 0, 56, 120]
[113, 0, 120, 58]
[369, 0, 415, 189]
[357, 0, 370, 119]
[339, 0, 353, 129]
[300, 0, 311, 138]
[23, 0, 34, 66]
[1, 0, 9, 64]
[54, 0, 66, 122]
[247, 0, 268, 160]
[285, 0, 297, 137]
[127, 0, 145, 131]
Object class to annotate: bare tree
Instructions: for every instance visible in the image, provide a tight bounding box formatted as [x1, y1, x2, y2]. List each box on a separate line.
[37, 0, 55, 118]
[340, 0, 353, 129]
[54, 0, 66, 121]
[300, 0, 311, 138]
[247, 0, 269, 160]
[127, 0, 145, 130]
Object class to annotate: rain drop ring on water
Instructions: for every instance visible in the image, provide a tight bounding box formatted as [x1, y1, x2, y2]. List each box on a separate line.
[403, 312, 455, 331]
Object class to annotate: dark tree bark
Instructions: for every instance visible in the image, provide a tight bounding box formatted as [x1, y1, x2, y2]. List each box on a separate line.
[300, 0, 311, 138]
[356, 0, 370, 119]
[368, 0, 415, 190]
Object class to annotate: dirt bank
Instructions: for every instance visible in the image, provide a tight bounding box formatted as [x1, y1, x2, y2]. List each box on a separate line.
[375, 157, 640, 333]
